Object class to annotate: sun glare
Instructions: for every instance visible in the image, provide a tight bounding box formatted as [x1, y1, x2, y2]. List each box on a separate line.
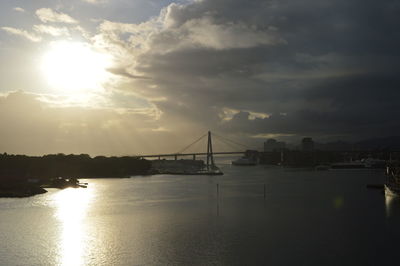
[54, 187, 94, 266]
[41, 41, 112, 94]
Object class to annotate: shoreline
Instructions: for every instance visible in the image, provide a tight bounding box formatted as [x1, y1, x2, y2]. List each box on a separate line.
[0, 185, 47, 198]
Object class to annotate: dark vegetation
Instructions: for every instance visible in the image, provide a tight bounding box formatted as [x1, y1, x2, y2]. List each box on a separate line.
[0, 182, 47, 198]
[0, 153, 150, 197]
[0, 153, 151, 182]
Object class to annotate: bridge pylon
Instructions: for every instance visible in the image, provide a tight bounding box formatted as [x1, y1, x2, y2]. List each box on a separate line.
[206, 131, 215, 169]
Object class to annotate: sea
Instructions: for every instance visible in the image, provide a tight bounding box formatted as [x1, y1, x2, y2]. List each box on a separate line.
[1, 158, 399, 266]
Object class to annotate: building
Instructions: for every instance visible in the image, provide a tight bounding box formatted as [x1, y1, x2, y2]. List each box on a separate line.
[302, 137, 314, 151]
[264, 139, 286, 152]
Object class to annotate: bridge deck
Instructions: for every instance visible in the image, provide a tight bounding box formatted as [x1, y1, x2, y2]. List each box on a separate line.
[138, 151, 245, 158]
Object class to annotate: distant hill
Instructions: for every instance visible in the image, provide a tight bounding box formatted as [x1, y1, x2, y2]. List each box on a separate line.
[315, 136, 400, 151]
[354, 136, 400, 151]
[315, 141, 352, 151]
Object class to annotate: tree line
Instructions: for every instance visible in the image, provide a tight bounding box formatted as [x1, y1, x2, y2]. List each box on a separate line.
[0, 153, 151, 182]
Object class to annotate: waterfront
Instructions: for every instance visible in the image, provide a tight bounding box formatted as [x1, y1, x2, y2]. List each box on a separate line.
[0, 163, 399, 265]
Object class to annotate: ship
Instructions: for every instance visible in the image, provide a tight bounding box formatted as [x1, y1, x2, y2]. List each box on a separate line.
[385, 164, 400, 197]
[232, 157, 257, 166]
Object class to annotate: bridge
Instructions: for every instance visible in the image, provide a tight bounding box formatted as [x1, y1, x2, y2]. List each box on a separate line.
[136, 131, 250, 167]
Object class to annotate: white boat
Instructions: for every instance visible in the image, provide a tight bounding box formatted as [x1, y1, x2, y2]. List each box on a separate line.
[232, 157, 257, 166]
[363, 158, 386, 169]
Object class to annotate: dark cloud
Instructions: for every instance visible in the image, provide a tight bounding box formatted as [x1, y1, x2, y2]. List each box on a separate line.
[125, 0, 400, 141]
[107, 67, 151, 79]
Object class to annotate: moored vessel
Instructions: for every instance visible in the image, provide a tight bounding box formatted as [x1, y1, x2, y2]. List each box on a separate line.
[315, 164, 330, 171]
[232, 157, 257, 166]
[331, 158, 387, 170]
[330, 161, 366, 169]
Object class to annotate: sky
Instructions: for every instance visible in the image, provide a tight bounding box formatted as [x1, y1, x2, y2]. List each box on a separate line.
[0, 0, 399, 155]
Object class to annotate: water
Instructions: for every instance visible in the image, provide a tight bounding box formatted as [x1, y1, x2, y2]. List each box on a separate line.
[1, 164, 399, 265]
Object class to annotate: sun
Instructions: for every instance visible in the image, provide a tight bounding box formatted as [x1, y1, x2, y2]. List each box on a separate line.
[41, 41, 112, 94]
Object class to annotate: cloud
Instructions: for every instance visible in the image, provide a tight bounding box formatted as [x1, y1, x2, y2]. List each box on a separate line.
[13, 7, 26, 13]
[107, 67, 151, 79]
[94, 7, 283, 55]
[90, 0, 400, 142]
[151, 17, 284, 52]
[1, 27, 42, 42]
[33, 24, 70, 37]
[82, 0, 107, 4]
[36, 8, 78, 24]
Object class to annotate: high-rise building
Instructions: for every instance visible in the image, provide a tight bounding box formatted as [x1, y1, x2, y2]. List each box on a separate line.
[264, 139, 286, 152]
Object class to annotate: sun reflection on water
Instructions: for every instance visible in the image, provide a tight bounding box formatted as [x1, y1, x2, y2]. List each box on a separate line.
[53, 187, 94, 266]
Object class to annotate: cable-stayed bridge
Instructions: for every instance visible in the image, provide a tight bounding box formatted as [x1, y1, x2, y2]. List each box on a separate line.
[136, 131, 252, 167]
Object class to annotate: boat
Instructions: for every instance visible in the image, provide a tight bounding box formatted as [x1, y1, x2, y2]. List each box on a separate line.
[331, 158, 387, 170]
[330, 161, 366, 169]
[315, 164, 330, 171]
[363, 158, 386, 169]
[44, 177, 88, 189]
[163, 165, 224, 176]
[385, 164, 400, 197]
[232, 157, 257, 166]
[193, 167, 224, 175]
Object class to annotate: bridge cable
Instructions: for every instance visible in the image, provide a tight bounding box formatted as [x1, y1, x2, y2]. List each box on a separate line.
[212, 135, 242, 151]
[212, 133, 250, 150]
[176, 133, 208, 154]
